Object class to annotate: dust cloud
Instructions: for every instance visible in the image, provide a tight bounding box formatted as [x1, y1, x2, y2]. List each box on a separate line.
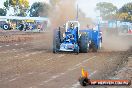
[48, 0, 92, 29]
[49, 0, 77, 29]
[102, 32, 132, 51]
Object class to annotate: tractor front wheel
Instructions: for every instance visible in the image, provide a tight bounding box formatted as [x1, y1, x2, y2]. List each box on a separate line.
[53, 30, 61, 53]
[74, 45, 79, 54]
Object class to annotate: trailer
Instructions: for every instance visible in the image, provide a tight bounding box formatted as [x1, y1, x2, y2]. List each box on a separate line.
[53, 21, 102, 54]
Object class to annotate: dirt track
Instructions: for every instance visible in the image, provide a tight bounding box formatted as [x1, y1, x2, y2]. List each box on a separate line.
[0, 32, 131, 88]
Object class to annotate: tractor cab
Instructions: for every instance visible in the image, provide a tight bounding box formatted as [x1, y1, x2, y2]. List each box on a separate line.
[66, 21, 80, 32]
[63, 21, 80, 43]
[57, 21, 80, 53]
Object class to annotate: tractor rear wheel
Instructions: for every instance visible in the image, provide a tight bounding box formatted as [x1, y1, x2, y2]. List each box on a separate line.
[53, 30, 61, 53]
[89, 41, 97, 52]
[74, 45, 79, 54]
[79, 34, 88, 53]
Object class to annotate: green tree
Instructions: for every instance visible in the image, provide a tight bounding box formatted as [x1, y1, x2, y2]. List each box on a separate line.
[96, 2, 117, 20]
[4, 0, 9, 9]
[30, 2, 49, 17]
[0, 8, 7, 16]
[4, 0, 29, 16]
[117, 2, 132, 22]
[119, 2, 132, 13]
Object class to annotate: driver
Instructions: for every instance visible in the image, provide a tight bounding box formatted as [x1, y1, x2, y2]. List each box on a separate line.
[70, 23, 74, 29]
[67, 23, 74, 32]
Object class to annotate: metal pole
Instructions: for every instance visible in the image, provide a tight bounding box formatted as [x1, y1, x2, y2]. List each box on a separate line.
[76, 4, 79, 21]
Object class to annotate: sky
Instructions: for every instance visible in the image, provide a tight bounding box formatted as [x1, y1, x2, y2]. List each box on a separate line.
[0, 0, 131, 18]
[77, 0, 132, 18]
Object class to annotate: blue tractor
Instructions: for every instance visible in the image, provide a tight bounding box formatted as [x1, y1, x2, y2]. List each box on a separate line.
[53, 21, 102, 54]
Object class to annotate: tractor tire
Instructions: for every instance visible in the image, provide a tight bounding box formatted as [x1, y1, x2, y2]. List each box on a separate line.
[74, 45, 79, 54]
[79, 34, 88, 53]
[90, 41, 97, 52]
[18, 24, 24, 31]
[53, 30, 61, 53]
[3, 24, 10, 30]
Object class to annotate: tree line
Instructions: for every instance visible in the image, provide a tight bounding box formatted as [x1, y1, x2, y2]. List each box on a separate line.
[0, 0, 131, 22]
[96, 2, 132, 22]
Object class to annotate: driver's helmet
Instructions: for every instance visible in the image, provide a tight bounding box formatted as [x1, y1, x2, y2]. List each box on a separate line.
[70, 23, 74, 29]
